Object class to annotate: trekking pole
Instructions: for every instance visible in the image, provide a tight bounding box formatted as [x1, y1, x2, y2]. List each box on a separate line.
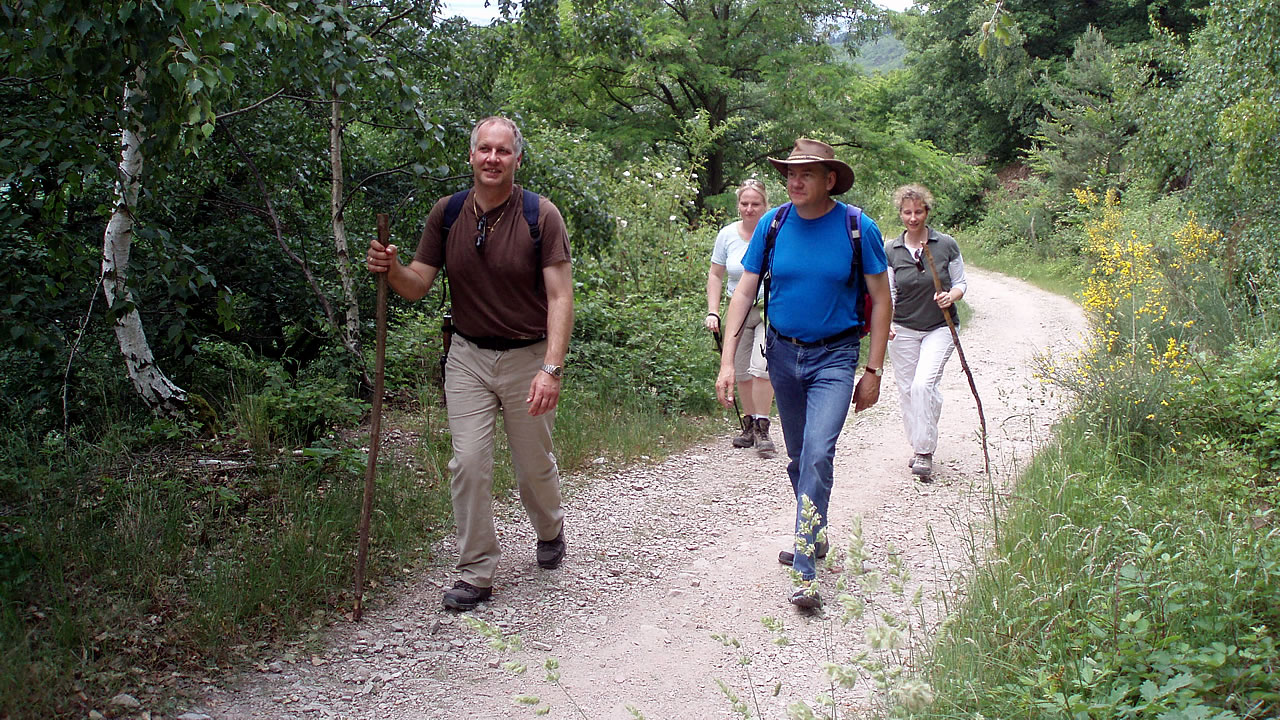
[710, 328, 748, 434]
[921, 243, 991, 477]
[353, 213, 390, 621]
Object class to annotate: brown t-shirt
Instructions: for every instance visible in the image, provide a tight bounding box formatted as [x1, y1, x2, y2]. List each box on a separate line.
[414, 184, 571, 340]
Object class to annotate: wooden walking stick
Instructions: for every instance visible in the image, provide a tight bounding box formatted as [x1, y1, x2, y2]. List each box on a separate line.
[921, 243, 991, 477]
[711, 327, 749, 435]
[353, 213, 390, 621]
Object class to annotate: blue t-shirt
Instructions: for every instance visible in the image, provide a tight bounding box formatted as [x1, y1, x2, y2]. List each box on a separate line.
[742, 202, 887, 342]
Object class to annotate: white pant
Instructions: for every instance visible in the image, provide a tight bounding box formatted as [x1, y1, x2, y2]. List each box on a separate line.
[889, 324, 955, 455]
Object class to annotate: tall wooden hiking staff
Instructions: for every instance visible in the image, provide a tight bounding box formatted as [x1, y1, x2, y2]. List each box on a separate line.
[921, 243, 991, 477]
[354, 213, 390, 621]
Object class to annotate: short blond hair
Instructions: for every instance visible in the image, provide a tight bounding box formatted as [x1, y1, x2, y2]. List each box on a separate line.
[892, 183, 934, 212]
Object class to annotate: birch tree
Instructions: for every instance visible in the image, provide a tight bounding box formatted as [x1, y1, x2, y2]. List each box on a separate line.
[2, 0, 294, 415]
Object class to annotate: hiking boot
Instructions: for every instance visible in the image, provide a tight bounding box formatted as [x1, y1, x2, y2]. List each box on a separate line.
[536, 531, 566, 569]
[777, 540, 829, 566]
[754, 417, 777, 458]
[911, 453, 933, 477]
[442, 580, 492, 611]
[731, 418, 755, 448]
[789, 584, 823, 610]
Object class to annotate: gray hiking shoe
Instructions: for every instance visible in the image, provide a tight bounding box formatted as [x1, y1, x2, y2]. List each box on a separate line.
[754, 417, 777, 458]
[731, 418, 754, 448]
[912, 453, 933, 477]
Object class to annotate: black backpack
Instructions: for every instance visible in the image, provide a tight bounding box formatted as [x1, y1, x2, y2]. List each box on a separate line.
[760, 201, 874, 339]
[440, 188, 542, 251]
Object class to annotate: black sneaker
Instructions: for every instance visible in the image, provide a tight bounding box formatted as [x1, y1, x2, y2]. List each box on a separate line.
[777, 540, 829, 566]
[536, 531, 566, 569]
[789, 585, 823, 610]
[442, 580, 492, 611]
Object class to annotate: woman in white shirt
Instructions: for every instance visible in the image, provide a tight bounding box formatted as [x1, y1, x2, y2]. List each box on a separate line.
[705, 179, 777, 458]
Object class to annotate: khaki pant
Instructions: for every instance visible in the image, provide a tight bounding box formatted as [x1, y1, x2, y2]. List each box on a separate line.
[445, 336, 564, 587]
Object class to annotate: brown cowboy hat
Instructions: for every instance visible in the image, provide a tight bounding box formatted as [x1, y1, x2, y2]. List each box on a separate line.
[767, 138, 855, 196]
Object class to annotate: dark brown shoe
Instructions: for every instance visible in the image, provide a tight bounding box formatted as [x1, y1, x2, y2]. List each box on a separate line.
[536, 531, 566, 569]
[731, 418, 755, 448]
[442, 580, 492, 611]
[754, 417, 777, 458]
[789, 585, 823, 610]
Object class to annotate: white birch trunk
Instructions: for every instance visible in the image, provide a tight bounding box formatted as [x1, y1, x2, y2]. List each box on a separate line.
[101, 68, 187, 417]
[330, 78, 362, 359]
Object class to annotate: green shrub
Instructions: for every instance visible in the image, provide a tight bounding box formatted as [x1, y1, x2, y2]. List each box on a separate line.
[1179, 337, 1280, 479]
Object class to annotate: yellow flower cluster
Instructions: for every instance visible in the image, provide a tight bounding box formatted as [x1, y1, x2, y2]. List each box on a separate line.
[1040, 190, 1219, 395]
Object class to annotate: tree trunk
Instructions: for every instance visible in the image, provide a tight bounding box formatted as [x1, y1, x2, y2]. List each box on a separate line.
[330, 76, 370, 388]
[101, 68, 187, 418]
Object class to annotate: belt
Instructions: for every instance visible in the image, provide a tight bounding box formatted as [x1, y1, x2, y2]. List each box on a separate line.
[456, 330, 545, 351]
[772, 325, 861, 348]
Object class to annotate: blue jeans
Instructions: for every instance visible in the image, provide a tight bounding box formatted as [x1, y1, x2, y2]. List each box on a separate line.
[765, 327, 859, 581]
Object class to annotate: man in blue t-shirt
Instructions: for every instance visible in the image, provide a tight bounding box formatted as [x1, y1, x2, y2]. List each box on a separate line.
[715, 138, 892, 610]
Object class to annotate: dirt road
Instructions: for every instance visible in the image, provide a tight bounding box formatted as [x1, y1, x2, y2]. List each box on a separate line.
[200, 267, 1086, 720]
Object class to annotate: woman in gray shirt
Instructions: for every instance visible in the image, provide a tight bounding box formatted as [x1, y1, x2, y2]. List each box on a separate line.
[884, 184, 968, 480]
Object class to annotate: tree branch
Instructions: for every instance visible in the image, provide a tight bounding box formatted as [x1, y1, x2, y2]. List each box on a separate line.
[215, 88, 287, 121]
[369, 2, 423, 37]
[221, 123, 340, 332]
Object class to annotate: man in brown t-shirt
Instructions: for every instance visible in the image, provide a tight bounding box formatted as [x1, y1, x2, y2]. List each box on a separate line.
[366, 116, 573, 611]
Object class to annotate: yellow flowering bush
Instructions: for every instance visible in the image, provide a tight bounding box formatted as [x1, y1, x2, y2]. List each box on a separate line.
[1039, 190, 1224, 445]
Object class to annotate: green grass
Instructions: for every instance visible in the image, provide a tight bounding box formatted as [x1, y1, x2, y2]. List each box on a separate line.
[920, 391, 1279, 720]
[0, 358, 725, 718]
[0, 425, 452, 719]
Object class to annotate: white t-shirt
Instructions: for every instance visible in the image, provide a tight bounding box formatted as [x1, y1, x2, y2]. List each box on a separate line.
[710, 221, 763, 301]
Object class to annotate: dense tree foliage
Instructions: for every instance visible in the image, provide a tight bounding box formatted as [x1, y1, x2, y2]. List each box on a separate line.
[899, 0, 1210, 161]
[510, 0, 887, 204]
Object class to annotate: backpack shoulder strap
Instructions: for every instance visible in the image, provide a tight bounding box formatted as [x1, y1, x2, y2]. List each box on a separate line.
[762, 202, 793, 272]
[521, 188, 542, 253]
[845, 204, 863, 285]
[756, 203, 792, 338]
[440, 189, 470, 240]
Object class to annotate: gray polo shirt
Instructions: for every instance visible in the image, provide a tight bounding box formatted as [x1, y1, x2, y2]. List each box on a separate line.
[885, 228, 967, 332]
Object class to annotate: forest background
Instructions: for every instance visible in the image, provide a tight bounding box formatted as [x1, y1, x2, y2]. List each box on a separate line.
[1, 0, 1277, 717]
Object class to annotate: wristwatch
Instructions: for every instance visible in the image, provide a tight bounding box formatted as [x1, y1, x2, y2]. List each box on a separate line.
[540, 363, 563, 378]
[864, 366, 884, 377]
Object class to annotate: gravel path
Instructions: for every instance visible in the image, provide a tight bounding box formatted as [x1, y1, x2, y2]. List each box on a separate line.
[196, 267, 1086, 720]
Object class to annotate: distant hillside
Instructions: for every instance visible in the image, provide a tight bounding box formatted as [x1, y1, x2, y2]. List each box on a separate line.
[854, 32, 906, 73]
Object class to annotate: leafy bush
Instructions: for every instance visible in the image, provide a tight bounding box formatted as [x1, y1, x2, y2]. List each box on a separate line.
[1178, 337, 1280, 479]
